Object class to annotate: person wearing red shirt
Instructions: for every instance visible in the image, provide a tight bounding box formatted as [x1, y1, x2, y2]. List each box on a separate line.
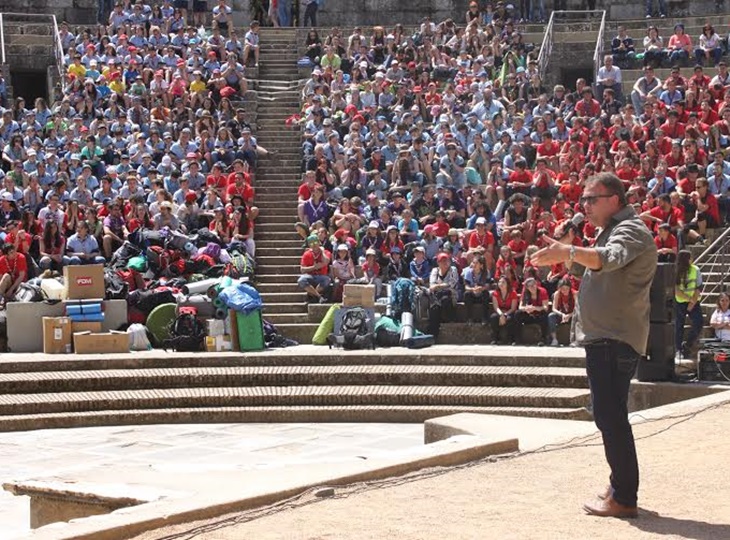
[652, 129, 673, 155]
[206, 162, 228, 193]
[507, 160, 533, 195]
[692, 178, 721, 234]
[689, 66, 711, 89]
[507, 229, 527, 262]
[536, 131, 560, 170]
[226, 160, 252, 186]
[655, 223, 678, 262]
[548, 278, 577, 346]
[640, 193, 682, 234]
[4, 221, 31, 256]
[558, 172, 582, 205]
[468, 217, 495, 267]
[532, 158, 557, 199]
[515, 277, 550, 344]
[575, 87, 601, 118]
[226, 171, 256, 204]
[490, 275, 518, 345]
[659, 110, 686, 140]
[0, 243, 27, 301]
[297, 235, 332, 303]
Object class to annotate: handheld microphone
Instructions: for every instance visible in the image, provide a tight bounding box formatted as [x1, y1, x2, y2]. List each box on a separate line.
[558, 212, 584, 241]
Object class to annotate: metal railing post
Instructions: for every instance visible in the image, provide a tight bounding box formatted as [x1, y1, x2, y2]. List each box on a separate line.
[0, 13, 5, 65]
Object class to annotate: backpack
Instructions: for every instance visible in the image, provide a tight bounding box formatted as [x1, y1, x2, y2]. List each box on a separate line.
[327, 307, 375, 350]
[14, 282, 44, 303]
[163, 307, 206, 352]
[390, 277, 416, 319]
[225, 251, 255, 279]
[105, 269, 129, 299]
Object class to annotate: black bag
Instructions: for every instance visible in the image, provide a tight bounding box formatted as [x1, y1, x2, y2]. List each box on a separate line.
[195, 228, 225, 247]
[105, 269, 129, 299]
[327, 307, 375, 350]
[375, 326, 401, 347]
[109, 241, 141, 270]
[162, 309, 206, 352]
[403, 334, 435, 349]
[128, 288, 176, 315]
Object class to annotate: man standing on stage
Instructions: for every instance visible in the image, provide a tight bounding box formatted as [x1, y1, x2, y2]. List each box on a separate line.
[531, 172, 657, 518]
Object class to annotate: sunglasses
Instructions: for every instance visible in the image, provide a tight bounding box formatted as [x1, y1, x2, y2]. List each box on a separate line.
[580, 194, 614, 206]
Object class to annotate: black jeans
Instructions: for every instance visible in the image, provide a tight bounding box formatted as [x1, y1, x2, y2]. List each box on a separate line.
[464, 290, 490, 322]
[585, 339, 640, 507]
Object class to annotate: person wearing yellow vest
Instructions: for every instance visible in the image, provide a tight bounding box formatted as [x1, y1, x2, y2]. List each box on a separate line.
[675, 250, 704, 359]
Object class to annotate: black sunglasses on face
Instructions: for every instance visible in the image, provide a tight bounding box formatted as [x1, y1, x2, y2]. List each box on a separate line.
[580, 194, 614, 205]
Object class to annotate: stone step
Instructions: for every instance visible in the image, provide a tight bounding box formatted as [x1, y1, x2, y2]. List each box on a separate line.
[554, 31, 597, 44]
[257, 265, 301, 275]
[261, 302, 308, 313]
[255, 222, 298, 232]
[255, 231, 301, 241]
[0, 404, 590, 432]
[0, 385, 592, 415]
[259, 290, 307, 302]
[256, 282, 302, 293]
[256, 215, 296, 225]
[0, 365, 588, 396]
[256, 239, 303, 248]
[5, 33, 54, 46]
[257, 255, 301, 265]
[264, 312, 311, 324]
[6, 43, 53, 56]
[0, 346, 587, 374]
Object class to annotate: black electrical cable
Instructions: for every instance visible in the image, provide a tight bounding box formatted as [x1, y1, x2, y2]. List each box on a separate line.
[152, 400, 730, 540]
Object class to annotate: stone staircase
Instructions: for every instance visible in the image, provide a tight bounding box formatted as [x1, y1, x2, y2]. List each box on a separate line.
[0, 347, 592, 431]
[252, 28, 319, 342]
[600, 14, 730, 95]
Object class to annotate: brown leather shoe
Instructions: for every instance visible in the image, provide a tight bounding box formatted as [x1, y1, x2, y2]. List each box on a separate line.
[583, 495, 638, 518]
[597, 485, 612, 500]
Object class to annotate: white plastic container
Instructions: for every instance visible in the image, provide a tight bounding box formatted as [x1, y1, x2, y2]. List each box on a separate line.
[41, 279, 65, 300]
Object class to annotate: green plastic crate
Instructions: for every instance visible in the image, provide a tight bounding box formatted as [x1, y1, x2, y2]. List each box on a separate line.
[235, 310, 265, 352]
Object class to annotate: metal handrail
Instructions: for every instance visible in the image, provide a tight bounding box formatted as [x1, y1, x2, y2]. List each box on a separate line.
[0, 14, 5, 65]
[698, 235, 730, 301]
[593, 10, 607, 83]
[51, 15, 64, 79]
[537, 11, 554, 79]
[696, 226, 730, 265]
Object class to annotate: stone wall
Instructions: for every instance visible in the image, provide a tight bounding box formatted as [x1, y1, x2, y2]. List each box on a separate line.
[0, 0, 96, 25]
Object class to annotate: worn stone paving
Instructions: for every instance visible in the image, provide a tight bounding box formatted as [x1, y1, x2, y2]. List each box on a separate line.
[0, 422, 423, 540]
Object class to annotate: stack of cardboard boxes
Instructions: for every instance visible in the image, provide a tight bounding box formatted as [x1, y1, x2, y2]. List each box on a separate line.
[42, 265, 130, 355]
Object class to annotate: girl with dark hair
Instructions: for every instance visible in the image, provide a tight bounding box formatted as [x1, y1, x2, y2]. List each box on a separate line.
[39, 220, 65, 271]
[710, 292, 730, 341]
[675, 249, 704, 358]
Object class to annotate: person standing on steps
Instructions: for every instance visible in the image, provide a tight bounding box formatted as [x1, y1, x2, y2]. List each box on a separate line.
[674, 249, 704, 360]
[531, 172, 657, 519]
[302, 0, 319, 27]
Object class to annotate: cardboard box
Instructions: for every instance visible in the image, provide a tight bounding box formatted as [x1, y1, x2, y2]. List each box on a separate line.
[205, 334, 233, 352]
[74, 331, 130, 354]
[72, 321, 103, 334]
[43, 317, 73, 354]
[342, 284, 376, 307]
[206, 319, 226, 337]
[63, 264, 106, 300]
[8, 300, 127, 353]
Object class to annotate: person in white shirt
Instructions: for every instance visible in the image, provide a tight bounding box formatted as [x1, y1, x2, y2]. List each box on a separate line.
[596, 54, 623, 100]
[710, 292, 730, 341]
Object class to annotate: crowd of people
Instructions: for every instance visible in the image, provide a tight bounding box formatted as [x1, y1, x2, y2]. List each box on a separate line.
[0, 1, 264, 305]
[294, 5, 730, 348]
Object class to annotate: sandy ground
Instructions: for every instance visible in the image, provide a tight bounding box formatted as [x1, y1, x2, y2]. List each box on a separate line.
[133, 404, 730, 540]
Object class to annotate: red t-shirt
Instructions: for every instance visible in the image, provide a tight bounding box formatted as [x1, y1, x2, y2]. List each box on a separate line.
[226, 183, 255, 203]
[647, 205, 682, 232]
[0, 253, 28, 281]
[654, 233, 678, 251]
[206, 174, 228, 191]
[300, 248, 330, 275]
[521, 286, 549, 307]
[509, 169, 533, 185]
[494, 257, 517, 279]
[468, 230, 495, 250]
[537, 141, 560, 157]
[558, 183, 582, 205]
[432, 220, 450, 238]
[492, 288, 518, 311]
[507, 238, 527, 255]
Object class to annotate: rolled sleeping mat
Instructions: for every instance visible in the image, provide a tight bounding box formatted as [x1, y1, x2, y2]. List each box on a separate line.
[181, 278, 221, 296]
[400, 312, 414, 342]
[214, 307, 228, 320]
[213, 296, 226, 309]
[66, 303, 103, 316]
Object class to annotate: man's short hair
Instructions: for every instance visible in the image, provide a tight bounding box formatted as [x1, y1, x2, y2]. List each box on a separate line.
[585, 172, 628, 206]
